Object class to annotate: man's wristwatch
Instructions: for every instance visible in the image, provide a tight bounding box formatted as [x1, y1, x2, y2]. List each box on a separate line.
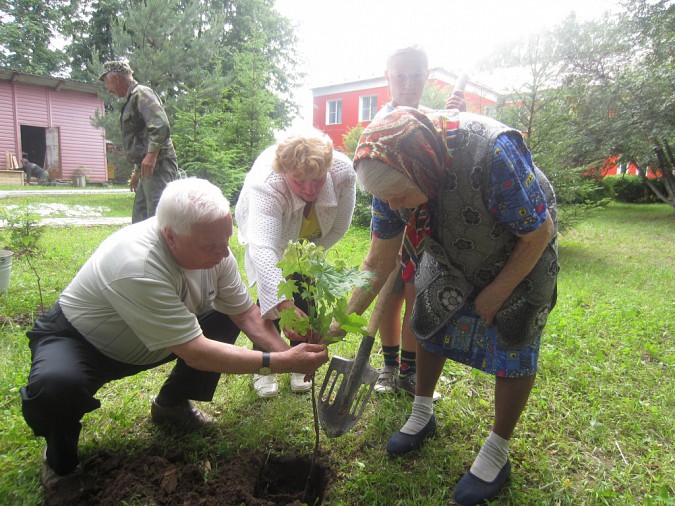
[258, 352, 272, 375]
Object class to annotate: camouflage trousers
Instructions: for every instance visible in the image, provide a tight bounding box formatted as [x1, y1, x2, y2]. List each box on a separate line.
[132, 157, 179, 223]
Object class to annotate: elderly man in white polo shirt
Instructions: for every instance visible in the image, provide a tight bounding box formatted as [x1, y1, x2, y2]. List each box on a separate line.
[20, 178, 328, 485]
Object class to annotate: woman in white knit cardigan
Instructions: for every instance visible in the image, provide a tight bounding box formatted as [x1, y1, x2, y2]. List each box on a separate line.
[235, 130, 356, 397]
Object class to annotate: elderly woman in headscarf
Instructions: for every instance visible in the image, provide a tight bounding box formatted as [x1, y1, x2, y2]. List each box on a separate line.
[347, 107, 558, 505]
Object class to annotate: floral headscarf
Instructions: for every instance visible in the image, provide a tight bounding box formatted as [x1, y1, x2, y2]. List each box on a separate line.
[354, 107, 458, 199]
[354, 107, 460, 281]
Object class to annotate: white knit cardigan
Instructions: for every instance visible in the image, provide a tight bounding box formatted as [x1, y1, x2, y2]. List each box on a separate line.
[235, 145, 356, 319]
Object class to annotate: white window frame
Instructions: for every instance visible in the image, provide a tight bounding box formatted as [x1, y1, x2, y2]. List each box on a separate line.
[359, 95, 378, 122]
[326, 99, 342, 125]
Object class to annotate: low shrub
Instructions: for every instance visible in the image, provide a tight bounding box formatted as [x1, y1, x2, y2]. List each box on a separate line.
[547, 168, 607, 205]
[602, 174, 666, 203]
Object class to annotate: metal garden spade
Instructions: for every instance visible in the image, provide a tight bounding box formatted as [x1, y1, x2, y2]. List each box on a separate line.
[316, 72, 472, 438]
[317, 335, 379, 438]
[317, 260, 403, 438]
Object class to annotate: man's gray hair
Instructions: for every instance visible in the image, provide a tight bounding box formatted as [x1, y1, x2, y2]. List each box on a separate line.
[156, 178, 230, 235]
[355, 159, 414, 196]
[386, 45, 428, 71]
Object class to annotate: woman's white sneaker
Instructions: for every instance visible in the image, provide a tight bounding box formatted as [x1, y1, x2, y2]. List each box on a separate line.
[290, 372, 312, 392]
[253, 374, 279, 397]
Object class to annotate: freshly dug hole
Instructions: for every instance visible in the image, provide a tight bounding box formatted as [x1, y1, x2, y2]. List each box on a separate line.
[254, 454, 328, 505]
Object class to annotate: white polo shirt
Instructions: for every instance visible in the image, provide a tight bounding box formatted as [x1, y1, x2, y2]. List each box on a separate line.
[60, 218, 253, 365]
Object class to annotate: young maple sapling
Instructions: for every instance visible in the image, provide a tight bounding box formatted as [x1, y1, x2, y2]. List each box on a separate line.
[276, 239, 373, 500]
[276, 239, 372, 343]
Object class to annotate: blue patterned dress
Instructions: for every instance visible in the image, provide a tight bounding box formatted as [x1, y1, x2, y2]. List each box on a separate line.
[371, 132, 549, 377]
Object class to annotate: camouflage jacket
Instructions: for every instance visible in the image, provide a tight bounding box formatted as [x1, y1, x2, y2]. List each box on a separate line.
[120, 82, 176, 164]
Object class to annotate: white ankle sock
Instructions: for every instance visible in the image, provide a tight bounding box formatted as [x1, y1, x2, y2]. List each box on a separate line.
[400, 396, 434, 434]
[470, 431, 509, 482]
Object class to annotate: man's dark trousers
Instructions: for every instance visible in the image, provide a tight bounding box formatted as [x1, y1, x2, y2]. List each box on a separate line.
[20, 303, 240, 475]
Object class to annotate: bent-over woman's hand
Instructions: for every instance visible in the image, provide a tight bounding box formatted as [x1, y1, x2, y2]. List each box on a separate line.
[474, 283, 510, 326]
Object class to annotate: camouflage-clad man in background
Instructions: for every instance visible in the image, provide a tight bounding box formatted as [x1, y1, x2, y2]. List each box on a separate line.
[100, 61, 179, 223]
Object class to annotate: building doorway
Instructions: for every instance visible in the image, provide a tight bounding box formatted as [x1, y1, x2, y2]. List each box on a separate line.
[20, 125, 61, 178]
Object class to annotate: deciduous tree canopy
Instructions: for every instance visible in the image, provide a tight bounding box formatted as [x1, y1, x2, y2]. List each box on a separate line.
[484, 0, 674, 207]
[0, 0, 301, 198]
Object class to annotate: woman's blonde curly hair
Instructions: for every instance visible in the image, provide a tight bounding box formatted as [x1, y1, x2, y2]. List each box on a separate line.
[273, 131, 333, 180]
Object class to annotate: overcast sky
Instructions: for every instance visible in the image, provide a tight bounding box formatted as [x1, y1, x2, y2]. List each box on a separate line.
[274, 0, 623, 124]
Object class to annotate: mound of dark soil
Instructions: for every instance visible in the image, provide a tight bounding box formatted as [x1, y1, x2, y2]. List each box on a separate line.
[44, 448, 331, 506]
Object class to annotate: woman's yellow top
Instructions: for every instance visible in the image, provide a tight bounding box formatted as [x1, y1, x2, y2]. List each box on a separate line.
[299, 205, 321, 240]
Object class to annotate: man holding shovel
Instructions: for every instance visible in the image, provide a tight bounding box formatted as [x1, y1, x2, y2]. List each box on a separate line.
[20, 178, 328, 487]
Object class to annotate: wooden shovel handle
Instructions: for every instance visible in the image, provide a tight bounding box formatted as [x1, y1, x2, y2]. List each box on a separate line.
[365, 266, 401, 336]
[453, 73, 468, 96]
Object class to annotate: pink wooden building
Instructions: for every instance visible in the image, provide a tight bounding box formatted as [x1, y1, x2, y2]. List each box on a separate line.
[0, 69, 107, 182]
[312, 68, 500, 150]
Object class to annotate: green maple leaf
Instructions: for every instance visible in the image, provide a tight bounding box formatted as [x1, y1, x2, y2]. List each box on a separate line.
[277, 279, 297, 301]
[276, 240, 374, 342]
[278, 306, 311, 337]
[313, 265, 352, 297]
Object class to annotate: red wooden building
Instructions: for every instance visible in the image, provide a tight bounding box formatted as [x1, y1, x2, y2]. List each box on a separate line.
[585, 154, 658, 179]
[0, 69, 107, 183]
[311, 68, 500, 150]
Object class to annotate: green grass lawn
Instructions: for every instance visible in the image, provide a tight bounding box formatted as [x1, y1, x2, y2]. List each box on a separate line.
[0, 203, 673, 505]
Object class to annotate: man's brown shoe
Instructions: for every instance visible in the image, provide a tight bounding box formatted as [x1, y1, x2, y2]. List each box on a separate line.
[150, 399, 213, 429]
[42, 447, 78, 489]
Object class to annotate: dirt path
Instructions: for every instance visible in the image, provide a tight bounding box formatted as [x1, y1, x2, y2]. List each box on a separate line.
[0, 188, 132, 227]
[0, 189, 129, 198]
[30, 217, 132, 227]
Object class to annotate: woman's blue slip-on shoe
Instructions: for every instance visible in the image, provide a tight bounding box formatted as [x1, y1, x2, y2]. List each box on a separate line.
[453, 458, 511, 505]
[386, 414, 436, 456]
